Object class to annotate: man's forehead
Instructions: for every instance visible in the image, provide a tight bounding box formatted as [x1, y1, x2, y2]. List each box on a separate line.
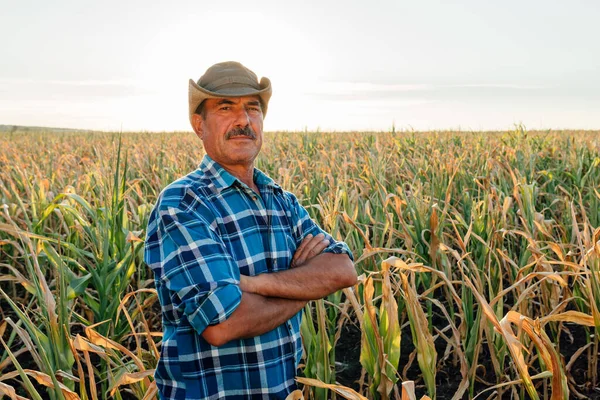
[207, 96, 260, 105]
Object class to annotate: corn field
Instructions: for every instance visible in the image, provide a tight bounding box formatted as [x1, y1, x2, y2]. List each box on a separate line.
[1, 127, 600, 399]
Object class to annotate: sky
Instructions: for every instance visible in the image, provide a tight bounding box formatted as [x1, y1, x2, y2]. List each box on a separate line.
[1, 0, 599, 132]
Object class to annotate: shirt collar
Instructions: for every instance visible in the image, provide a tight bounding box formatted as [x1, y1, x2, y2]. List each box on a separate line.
[199, 154, 282, 193]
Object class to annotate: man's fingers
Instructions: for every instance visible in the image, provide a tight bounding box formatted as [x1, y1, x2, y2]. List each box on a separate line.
[291, 234, 312, 266]
[295, 233, 324, 261]
[292, 233, 328, 267]
[295, 234, 313, 256]
[306, 238, 329, 258]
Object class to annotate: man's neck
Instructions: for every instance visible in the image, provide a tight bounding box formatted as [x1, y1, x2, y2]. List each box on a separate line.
[221, 162, 259, 193]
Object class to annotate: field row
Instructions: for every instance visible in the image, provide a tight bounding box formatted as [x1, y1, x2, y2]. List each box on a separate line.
[1, 128, 599, 399]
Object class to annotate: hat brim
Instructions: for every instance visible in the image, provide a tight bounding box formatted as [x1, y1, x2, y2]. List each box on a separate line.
[188, 77, 272, 124]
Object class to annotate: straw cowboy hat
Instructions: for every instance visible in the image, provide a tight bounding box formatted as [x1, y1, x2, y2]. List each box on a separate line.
[188, 61, 272, 124]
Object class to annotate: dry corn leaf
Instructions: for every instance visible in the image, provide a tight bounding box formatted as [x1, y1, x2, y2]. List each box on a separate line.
[22, 370, 80, 400]
[502, 312, 569, 400]
[401, 380, 434, 400]
[116, 289, 158, 322]
[55, 370, 79, 383]
[0, 382, 29, 400]
[74, 340, 99, 400]
[284, 390, 304, 400]
[429, 206, 440, 269]
[355, 247, 411, 264]
[2, 317, 43, 370]
[142, 381, 158, 400]
[383, 256, 464, 308]
[72, 334, 106, 355]
[342, 287, 364, 323]
[382, 257, 428, 272]
[85, 323, 145, 366]
[547, 243, 565, 262]
[65, 328, 87, 400]
[341, 212, 373, 251]
[462, 276, 539, 400]
[565, 343, 592, 372]
[109, 370, 155, 396]
[85, 323, 121, 351]
[400, 272, 437, 399]
[85, 324, 147, 383]
[540, 311, 594, 327]
[296, 377, 368, 400]
[0, 371, 20, 381]
[0, 263, 35, 294]
[401, 381, 416, 400]
[82, 350, 98, 400]
[115, 288, 160, 358]
[126, 230, 144, 243]
[491, 271, 570, 308]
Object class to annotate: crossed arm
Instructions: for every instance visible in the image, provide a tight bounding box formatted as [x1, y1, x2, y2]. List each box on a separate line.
[202, 234, 357, 346]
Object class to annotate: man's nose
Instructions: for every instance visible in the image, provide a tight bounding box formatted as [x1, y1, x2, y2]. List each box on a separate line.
[233, 108, 250, 126]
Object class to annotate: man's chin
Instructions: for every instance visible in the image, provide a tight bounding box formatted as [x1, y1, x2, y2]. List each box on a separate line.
[224, 151, 260, 165]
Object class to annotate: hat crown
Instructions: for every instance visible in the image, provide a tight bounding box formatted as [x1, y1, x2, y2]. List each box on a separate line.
[198, 61, 261, 93]
[188, 61, 272, 124]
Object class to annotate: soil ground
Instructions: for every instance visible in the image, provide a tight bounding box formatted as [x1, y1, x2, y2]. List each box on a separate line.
[334, 320, 600, 399]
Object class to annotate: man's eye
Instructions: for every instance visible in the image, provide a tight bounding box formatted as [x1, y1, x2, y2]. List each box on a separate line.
[220, 106, 230, 111]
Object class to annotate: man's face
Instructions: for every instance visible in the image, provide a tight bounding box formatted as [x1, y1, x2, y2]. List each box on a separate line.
[192, 96, 263, 168]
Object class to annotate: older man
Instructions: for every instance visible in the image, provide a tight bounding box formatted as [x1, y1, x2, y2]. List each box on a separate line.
[144, 61, 356, 399]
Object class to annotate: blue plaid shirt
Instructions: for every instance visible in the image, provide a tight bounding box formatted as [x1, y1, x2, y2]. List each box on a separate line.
[144, 155, 353, 399]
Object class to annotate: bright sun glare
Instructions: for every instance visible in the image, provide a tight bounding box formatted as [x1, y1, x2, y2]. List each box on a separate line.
[125, 10, 338, 132]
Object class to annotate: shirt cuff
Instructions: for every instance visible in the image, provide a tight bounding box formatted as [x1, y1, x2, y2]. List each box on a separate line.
[323, 241, 354, 262]
[185, 283, 242, 335]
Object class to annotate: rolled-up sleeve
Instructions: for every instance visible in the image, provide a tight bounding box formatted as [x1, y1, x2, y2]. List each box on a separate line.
[288, 193, 354, 261]
[155, 206, 242, 335]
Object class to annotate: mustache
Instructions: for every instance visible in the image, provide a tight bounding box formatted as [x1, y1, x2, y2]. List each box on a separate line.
[225, 126, 257, 140]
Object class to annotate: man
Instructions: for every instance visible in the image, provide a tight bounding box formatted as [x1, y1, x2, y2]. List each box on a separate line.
[144, 61, 357, 399]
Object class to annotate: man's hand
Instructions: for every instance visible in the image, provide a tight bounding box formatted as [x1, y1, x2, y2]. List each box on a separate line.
[240, 253, 356, 301]
[290, 233, 330, 268]
[239, 233, 329, 293]
[239, 232, 356, 301]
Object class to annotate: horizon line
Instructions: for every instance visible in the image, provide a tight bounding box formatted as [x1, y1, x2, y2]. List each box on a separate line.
[2, 123, 600, 135]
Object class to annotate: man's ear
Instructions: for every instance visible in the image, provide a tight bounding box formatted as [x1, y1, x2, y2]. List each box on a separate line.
[191, 114, 204, 140]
